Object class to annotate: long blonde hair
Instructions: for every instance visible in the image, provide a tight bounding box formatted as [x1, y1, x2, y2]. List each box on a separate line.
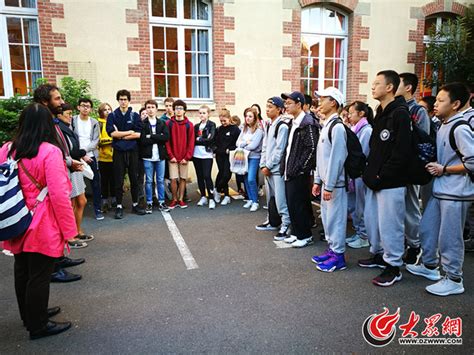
[243, 107, 259, 133]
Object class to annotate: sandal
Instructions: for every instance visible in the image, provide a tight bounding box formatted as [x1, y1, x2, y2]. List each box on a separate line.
[68, 239, 88, 249]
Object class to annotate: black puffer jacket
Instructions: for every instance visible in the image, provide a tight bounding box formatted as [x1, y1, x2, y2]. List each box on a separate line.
[280, 113, 319, 179]
[194, 120, 216, 152]
[363, 96, 411, 190]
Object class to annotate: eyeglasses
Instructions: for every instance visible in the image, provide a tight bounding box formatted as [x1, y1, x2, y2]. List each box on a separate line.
[174, 107, 184, 111]
[80, 104, 91, 109]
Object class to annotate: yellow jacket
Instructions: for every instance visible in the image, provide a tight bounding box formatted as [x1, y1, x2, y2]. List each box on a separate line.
[98, 117, 113, 162]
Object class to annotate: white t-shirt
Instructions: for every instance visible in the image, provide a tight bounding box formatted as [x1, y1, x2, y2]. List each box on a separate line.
[193, 121, 213, 159]
[143, 117, 160, 162]
[77, 117, 93, 157]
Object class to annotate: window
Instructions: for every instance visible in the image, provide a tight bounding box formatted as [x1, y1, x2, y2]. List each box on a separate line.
[300, 6, 348, 98]
[420, 13, 458, 96]
[0, 0, 41, 97]
[150, 0, 212, 101]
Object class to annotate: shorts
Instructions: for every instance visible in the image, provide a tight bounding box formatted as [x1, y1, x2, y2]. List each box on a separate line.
[169, 161, 189, 180]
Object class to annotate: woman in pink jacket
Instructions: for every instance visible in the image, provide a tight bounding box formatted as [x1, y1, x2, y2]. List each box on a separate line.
[0, 103, 77, 340]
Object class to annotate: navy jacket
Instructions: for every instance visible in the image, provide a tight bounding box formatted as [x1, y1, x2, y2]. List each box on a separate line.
[106, 107, 142, 152]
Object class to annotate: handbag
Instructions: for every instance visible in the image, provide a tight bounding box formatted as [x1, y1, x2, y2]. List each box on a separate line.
[229, 148, 249, 175]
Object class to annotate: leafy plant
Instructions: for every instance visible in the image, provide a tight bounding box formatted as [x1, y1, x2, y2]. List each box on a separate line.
[0, 95, 32, 144]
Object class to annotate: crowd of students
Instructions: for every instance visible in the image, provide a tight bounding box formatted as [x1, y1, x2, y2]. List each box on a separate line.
[1, 70, 473, 339]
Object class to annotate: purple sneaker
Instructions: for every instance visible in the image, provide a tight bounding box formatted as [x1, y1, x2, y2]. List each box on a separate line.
[316, 252, 347, 272]
[311, 249, 334, 264]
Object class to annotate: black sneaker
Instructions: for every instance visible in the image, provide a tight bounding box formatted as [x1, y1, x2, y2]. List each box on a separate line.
[403, 246, 421, 265]
[358, 254, 387, 269]
[132, 205, 146, 215]
[255, 222, 278, 231]
[145, 204, 153, 214]
[372, 266, 402, 287]
[159, 202, 170, 212]
[115, 207, 123, 219]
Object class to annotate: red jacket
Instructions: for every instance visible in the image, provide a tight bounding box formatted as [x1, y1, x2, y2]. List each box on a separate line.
[165, 117, 195, 161]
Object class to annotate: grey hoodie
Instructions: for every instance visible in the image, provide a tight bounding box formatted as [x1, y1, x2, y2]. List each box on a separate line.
[260, 116, 289, 174]
[314, 114, 348, 191]
[72, 115, 100, 160]
[432, 112, 474, 201]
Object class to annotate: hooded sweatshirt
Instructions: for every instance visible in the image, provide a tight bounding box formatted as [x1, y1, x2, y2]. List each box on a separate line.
[165, 116, 195, 161]
[363, 96, 411, 190]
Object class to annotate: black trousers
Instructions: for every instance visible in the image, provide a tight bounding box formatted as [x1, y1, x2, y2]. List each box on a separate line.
[215, 153, 232, 196]
[14, 252, 55, 332]
[113, 149, 140, 205]
[99, 161, 115, 199]
[193, 157, 214, 197]
[285, 173, 313, 239]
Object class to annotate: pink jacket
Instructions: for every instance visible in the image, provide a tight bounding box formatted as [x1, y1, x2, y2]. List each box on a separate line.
[0, 142, 77, 257]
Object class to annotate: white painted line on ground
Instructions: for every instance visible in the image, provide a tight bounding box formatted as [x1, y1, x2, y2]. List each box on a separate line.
[273, 241, 293, 249]
[161, 211, 199, 270]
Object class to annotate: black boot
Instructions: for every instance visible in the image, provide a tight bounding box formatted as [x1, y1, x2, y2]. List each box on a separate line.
[30, 320, 72, 340]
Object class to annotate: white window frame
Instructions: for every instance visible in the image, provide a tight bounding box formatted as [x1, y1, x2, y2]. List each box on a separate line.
[0, 0, 42, 98]
[149, 0, 213, 103]
[300, 6, 348, 99]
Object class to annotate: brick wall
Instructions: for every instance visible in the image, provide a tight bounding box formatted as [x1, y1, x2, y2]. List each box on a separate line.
[37, 0, 68, 83]
[346, 14, 369, 103]
[126, 0, 152, 106]
[282, 9, 301, 92]
[212, 3, 235, 111]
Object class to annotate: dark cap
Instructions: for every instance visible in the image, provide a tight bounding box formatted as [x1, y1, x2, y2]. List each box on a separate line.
[281, 91, 305, 105]
[267, 96, 284, 108]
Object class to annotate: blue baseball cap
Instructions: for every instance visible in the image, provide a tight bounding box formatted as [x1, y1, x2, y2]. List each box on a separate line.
[281, 91, 305, 105]
[267, 96, 284, 108]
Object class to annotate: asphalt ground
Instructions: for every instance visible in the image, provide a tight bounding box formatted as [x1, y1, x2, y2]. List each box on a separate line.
[1, 183, 473, 353]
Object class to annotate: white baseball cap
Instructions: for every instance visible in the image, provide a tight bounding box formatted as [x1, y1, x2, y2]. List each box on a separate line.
[315, 87, 344, 107]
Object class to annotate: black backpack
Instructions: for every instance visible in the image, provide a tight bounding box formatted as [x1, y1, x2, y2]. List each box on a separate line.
[449, 120, 474, 182]
[406, 122, 437, 185]
[328, 118, 366, 180]
[411, 104, 438, 140]
[266, 119, 291, 140]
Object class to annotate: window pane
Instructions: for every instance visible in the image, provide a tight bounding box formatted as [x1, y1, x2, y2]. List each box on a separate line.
[311, 79, 319, 94]
[310, 41, 320, 57]
[301, 58, 309, 78]
[7, 18, 23, 44]
[153, 27, 164, 49]
[324, 79, 333, 89]
[184, 0, 209, 20]
[23, 19, 39, 45]
[325, 59, 334, 79]
[151, 0, 164, 17]
[185, 29, 195, 51]
[197, 30, 208, 51]
[186, 76, 197, 97]
[168, 75, 179, 96]
[424, 17, 437, 35]
[311, 58, 319, 79]
[5, 0, 20, 6]
[25, 46, 41, 71]
[184, 0, 192, 19]
[185, 52, 195, 75]
[165, 0, 177, 18]
[199, 77, 209, 98]
[166, 52, 178, 74]
[12, 71, 27, 95]
[334, 39, 343, 58]
[198, 53, 208, 75]
[154, 51, 166, 73]
[31, 71, 41, 88]
[154, 75, 167, 97]
[166, 27, 178, 50]
[335, 59, 343, 80]
[21, 0, 36, 8]
[0, 71, 4, 96]
[10, 45, 26, 70]
[325, 38, 334, 58]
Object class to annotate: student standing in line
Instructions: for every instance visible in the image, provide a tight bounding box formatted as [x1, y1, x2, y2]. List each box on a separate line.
[72, 98, 102, 220]
[237, 107, 264, 212]
[345, 101, 373, 249]
[97, 103, 116, 213]
[358, 70, 412, 287]
[160, 97, 174, 122]
[106, 89, 145, 219]
[256, 97, 291, 239]
[0, 103, 77, 339]
[230, 114, 246, 198]
[406, 83, 474, 296]
[165, 100, 195, 209]
[280, 91, 319, 248]
[140, 100, 170, 213]
[193, 105, 217, 209]
[312, 87, 348, 272]
[396, 73, 431, 265]
[214, 108, 241, 205]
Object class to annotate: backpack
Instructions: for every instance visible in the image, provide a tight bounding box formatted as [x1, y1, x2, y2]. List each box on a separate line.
[411, 104, 437, 140]
[0, 153, 48, 241]
[328, 118, 366, 180]
[406, 122, 437, 185]
[266, 119, 291, 140]
[168, 119, 191, 134]
[449, 120, 474, 182]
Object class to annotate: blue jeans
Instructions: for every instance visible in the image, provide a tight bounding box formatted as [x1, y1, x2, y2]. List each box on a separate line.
[244, 158, 260, 203]
[143, 159, 166, 203]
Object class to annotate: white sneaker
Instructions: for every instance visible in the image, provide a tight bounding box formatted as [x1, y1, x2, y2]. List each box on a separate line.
[291, 237, 313, 248]
[250, 202, 259, 212]
[425, 276, 464, 296]
[2, 249, 13, 256]
[346, 234, 360, 244]
[221, 196, 231, 205]
[197, 196, 208, 206]
[406, 264, 442, 281]
[243, 200, 252, 208]
[348, 237, 369, 249]
[283, 235, 297, 244]
[208, 199, 216, 209]
[213, 189, 221, 203]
